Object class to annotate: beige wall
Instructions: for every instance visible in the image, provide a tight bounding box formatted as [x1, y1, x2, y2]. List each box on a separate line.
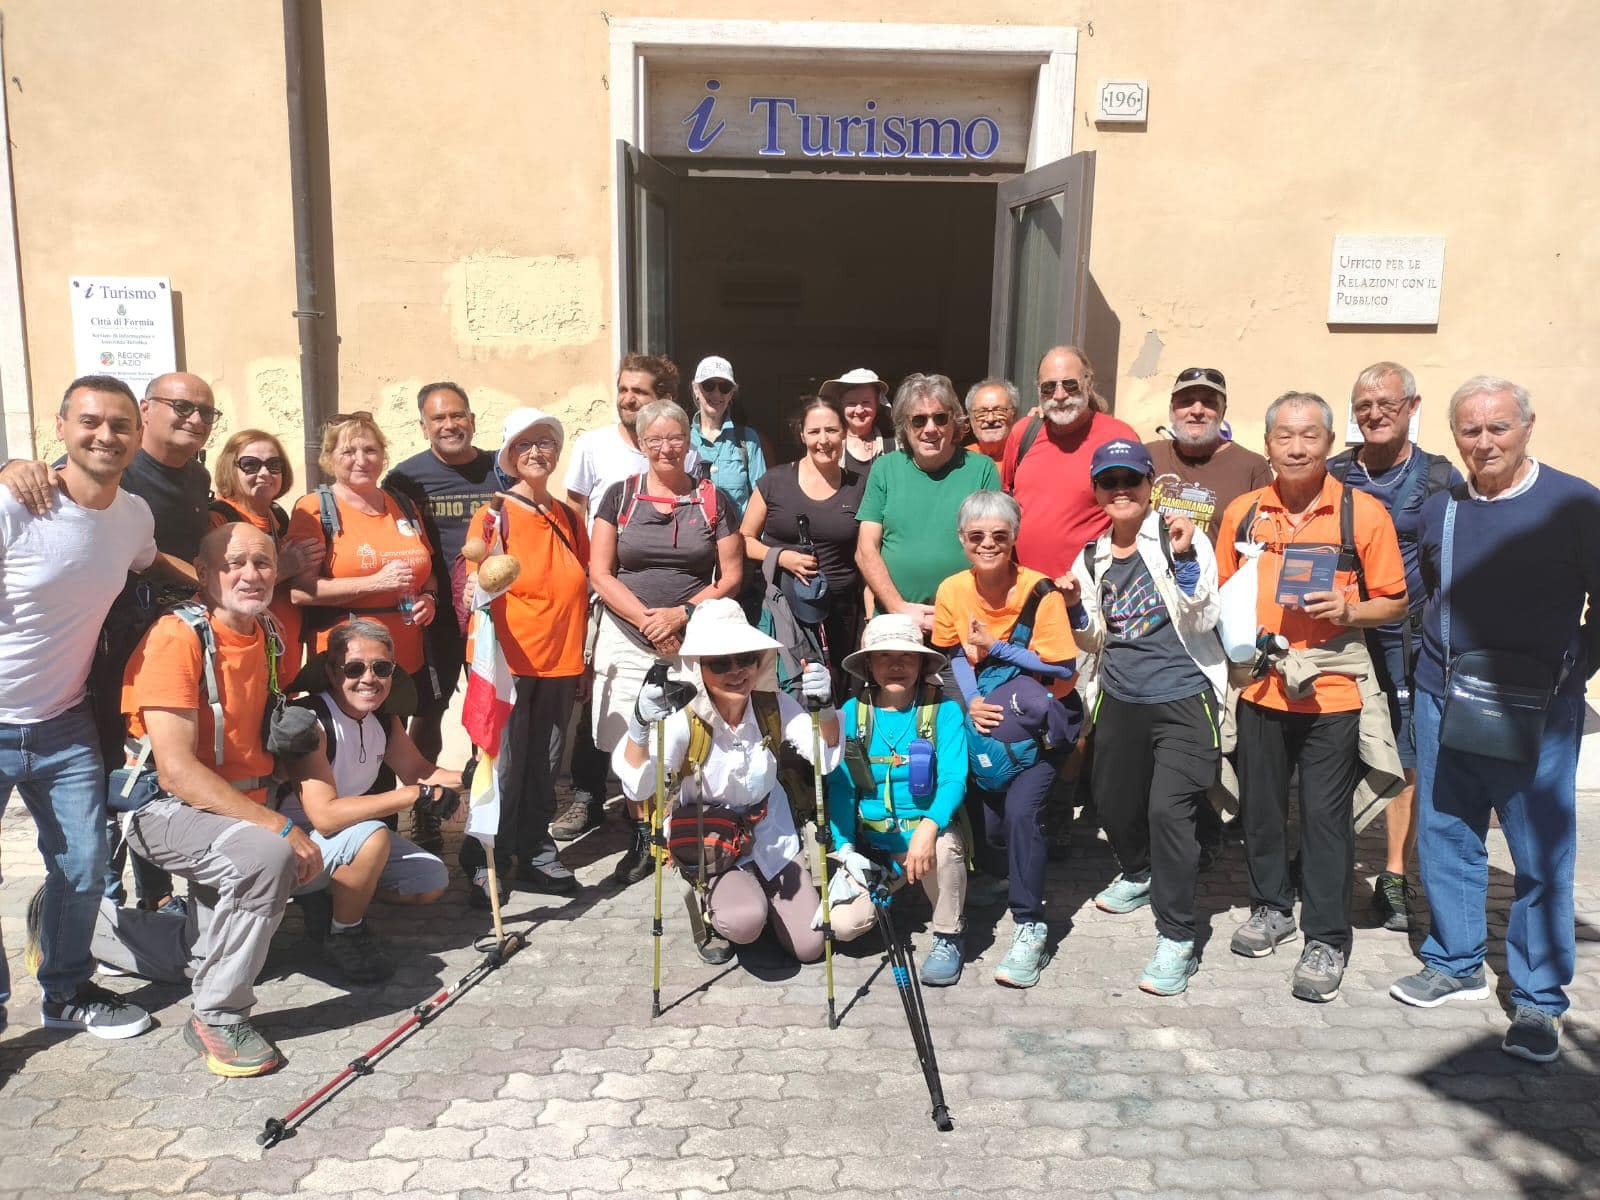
[6, 2, 1597, 485]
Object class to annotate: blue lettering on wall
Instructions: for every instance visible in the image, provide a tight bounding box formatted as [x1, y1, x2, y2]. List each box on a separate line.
[682, 79, 726, 154]
[749, 95, 798, 156]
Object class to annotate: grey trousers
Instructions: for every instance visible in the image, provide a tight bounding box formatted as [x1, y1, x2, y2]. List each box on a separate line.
[91, 796, 297, 1025]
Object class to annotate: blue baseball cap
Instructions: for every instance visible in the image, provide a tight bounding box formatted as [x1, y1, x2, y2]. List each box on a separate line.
[1089, 439, 1155, 479]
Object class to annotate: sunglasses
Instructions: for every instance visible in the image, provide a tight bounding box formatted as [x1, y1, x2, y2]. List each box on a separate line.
[237, 455, 285, 476]
[338, 659, 395, 680]
[324, 410, 375, 433]
[149, 395, 220, 425]
[1094, 470, 1148, 491]
[909, 411, 951, 430]
[699, 380, 734, 395]
[1174, 366, 1226, 389]
[701, 651, 762, 674]
[1038, 378, 1084, 398]
[962, 529, 1013, 547]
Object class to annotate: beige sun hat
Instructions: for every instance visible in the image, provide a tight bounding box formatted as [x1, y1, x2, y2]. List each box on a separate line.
[677, 598, 782, 659]
[841, 613, 949, 680]
[819, 367, 889, 405]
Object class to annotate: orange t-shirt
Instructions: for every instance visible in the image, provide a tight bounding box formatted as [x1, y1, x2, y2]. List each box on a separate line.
[466, 497, 590, 677]
[1216, 474, 1405, 713]
[932, 566, 1078, 698]
[208, 505, 304, 680]
[122, 611, 274, 804]
[287, 491, 434, 672]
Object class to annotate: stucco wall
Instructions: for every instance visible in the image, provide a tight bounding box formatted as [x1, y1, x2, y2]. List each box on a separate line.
[5, 2, 1596, 482]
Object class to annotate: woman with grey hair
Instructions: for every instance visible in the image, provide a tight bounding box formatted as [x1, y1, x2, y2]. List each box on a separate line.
[856, 374, 1000, 633]
[932, 489, 1079, 989]
[590, 397, 745, 884]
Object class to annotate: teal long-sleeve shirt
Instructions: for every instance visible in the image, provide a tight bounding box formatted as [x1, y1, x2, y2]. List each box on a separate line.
[826, 695, 969, 855]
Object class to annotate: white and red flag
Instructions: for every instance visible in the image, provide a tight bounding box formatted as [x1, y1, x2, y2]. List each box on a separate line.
[460, 507, 515, 850]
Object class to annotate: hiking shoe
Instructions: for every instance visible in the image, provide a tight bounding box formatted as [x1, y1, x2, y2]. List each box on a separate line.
[23, 884, 44, 977]
[516, 856, 579, 896]
[321, 922, 395, 984]
[1291, 940, 1346, 1003]
[919, 934, 964, 987]
[41, 981, 152, 1040]
[684, 891, 733, 965]
[550, 792, 605, 842]
[1094, 875, 1152, 915]
[411, 801, 443, 855]
[1502, 1006, 1560, 1063]
[1230, 905, 1298, 957]
[1139, 936, 1199, 996]
[468, 867, 511, 911]
[611, 819, 656, 886]
[965, 872, 1010, 909]
[295, 888, 333, 943]
[1371, 871, 1413, 932]
[994, 920, 1050, 988]
[183, 1015, 282, 1077]
[1390, 965, 1490, 1008]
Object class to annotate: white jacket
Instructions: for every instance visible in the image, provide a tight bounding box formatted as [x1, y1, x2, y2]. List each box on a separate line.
[1069, 509, 1227, 702]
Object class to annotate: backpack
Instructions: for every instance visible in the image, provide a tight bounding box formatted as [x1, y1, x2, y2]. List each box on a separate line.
[1328, 449, 1454, 548]
[1233, 482, 1370, 601]
[1082, 518, 1175, 586]
[1002, 417, 1046, 495]
[616, 473, 720, 533]
[208, 498, 290, 539]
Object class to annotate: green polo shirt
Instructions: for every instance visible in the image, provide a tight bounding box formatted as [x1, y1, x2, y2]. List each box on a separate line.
[857, 447, 999, 605]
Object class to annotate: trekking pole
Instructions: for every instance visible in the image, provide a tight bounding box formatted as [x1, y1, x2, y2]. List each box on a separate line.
[868, 871, 954, 1131]
[647, 662, 669, 1019]
[485, 855, 507, 949]
[810, 698, 837, 1030]
[258, 928, 525, 1149]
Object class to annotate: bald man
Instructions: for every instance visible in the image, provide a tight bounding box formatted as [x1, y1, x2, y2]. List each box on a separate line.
[92, 523, 321, 1078]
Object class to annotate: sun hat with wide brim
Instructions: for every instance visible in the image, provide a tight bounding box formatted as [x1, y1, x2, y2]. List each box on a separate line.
[819, 367, 889, 405]
[498, 407, 565, 476]
[841, 613, 949, 680]
[678, 597, 782, 659]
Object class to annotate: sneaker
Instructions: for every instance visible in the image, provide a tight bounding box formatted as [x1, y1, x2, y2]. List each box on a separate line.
[1389, 965, 1490, 1008]
[994, 920, 1050, 989]
[1139, 936, 1198, 996]
[1291, 939, 1346, 1003]
[410, 801, 443, 855]
[610, 819, 656, 886]
[965, 872, 1010, 909]
[23, 884, 44, 977]
[40, 981, 152, 1040]
[183, 1015, 282, 1078]
[1371, 872, 1413, 932]
[320, 922, 395, 984]
[1501, 1006, 1560, 1063]
[516, 856, 579, 896]
[468, 867, 511, 911]
[1230, 905, 1298, 957]
[295, 888, 333, 943]
[684, 891, 733, 965]
[1094, 875, 1152, 915]
[550, 792, 605, 842]
[919, 933, 964, 987]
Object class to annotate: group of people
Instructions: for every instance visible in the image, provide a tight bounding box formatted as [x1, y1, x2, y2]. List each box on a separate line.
[0, 341, 1592, 1078]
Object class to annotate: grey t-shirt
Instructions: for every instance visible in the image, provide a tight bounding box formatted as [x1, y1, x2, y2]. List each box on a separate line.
[1097, 552, 1210, 705]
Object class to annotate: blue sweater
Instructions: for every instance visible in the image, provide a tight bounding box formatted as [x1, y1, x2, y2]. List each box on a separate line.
[826, 695, 968, 855]
[1414, 464, 1600, 699]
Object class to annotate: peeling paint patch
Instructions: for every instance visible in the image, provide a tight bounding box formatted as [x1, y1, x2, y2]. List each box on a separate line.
[445, 253, 602, 354]
[1129, 330, 1165, 379]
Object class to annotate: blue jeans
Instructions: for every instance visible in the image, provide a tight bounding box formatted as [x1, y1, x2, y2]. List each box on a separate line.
[0, 701, 108, 1001]
[1414, 688, 1580, 1015]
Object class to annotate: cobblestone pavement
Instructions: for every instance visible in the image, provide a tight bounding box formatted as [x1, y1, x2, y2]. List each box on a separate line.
[1, 784, 1597, 1200]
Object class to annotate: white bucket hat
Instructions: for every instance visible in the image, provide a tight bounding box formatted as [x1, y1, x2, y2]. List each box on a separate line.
[678, 598, 781, 659]
[841, 613, 949, 680]
[498, 407, 565, 476]
[819, 367, 889, 405]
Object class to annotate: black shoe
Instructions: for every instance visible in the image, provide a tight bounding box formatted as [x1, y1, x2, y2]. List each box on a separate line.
[411, 801, 444, 855]
[468, 866, 511, 911]
[295, 889, 333, 943]
[684, 891, 733, 964]
[610, 819, 656, 886]
[550, 792, 605, 842]
[1370, 872, 1412, 932]
[516, 856, 579, 895]
[321, 922, 396, 984]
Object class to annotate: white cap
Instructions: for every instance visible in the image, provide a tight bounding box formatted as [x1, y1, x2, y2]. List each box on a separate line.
[497, 406, 564, 475]
[678, 598, 782, 658]
[819, 367, 889, 404]
[693, 356, 737, 387]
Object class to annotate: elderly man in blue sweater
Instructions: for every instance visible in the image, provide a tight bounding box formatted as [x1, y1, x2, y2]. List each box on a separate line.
[1389, 376, 1600, 1064]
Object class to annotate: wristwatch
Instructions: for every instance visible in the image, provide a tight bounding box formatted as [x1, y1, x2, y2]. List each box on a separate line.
[682, 601, 696, 622]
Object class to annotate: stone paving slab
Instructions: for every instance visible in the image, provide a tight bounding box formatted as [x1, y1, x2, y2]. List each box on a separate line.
[1, 785, 1597, 1199]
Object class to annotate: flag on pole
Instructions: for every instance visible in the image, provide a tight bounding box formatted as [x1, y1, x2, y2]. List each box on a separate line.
[461, 508, 517, 850]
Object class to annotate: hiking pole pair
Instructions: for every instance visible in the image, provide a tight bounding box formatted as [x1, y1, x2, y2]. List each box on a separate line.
[867, 865, 954, 1131]
[258, 929, 525, 1149]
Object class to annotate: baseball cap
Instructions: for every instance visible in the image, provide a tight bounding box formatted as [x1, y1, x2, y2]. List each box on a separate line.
[1170, 366, 1227, 398]
[1089, 439, 1155, 479]
[693, 356, 736, 387]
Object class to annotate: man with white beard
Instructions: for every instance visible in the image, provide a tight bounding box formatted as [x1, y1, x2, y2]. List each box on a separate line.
[1146, 367, 1274, 545]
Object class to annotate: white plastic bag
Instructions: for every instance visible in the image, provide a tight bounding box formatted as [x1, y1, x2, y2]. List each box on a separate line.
[1217, 541, 1265, 662]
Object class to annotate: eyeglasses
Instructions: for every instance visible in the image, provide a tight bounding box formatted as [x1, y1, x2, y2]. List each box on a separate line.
[909, 411, 951, 430]
[699, 380, 734, 395]
[962, 529, 1013, 547]
[1038, 378, 1084, 398]
[1093, 470, 1148, 491]
[701, 651, 761, 674]
[237, 456, 285, 476]
[149, 395, 220, 425]
[1174, 366, 1226, 390]
[1353, 397, 1414, 418]
[642, 434, 688, 451]
[338, 659, 395, 680]
[512, 438, 560, 457]
[969, 406, 1014, 422]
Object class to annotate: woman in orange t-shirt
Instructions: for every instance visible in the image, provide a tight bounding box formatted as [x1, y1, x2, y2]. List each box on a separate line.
[457, 407, 590, 904]
[209, 429, 324, 681]
[288, 414, 436, 679]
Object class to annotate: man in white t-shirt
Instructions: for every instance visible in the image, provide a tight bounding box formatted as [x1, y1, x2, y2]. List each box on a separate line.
[0, 375, 159, 1040]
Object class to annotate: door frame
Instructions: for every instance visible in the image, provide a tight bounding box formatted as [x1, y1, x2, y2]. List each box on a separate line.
[606, 18, 1078, 364]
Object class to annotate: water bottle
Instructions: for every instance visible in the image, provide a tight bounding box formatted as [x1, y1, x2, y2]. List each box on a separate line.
[399, 592, 416, 625]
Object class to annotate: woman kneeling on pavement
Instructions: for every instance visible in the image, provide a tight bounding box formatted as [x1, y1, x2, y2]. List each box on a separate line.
[284, 619, 455, 982]
[613, 599, 839, 964]
[825, 614, 970, 984]
[1066, 439, 1226, 995]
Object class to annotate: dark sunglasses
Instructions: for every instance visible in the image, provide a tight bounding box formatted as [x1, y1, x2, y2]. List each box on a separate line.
[338, 659, 395, 680]
[149, 395, 220, 425]
[701, 651, 762, 673]
[237, 455, 285, 476]
[1038, 378, 1084, 397]
[1094, 470, 1148, 491]
[699, 380, 734, 395]
[909, 411, 951, 430]
[1174, 366, 1226, 389]
[323, 410, 375, 433]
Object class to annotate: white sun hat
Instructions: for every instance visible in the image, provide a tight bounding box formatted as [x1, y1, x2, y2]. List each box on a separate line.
[677, 597, 782, 659]
[498, 407, 565, 476]
[841, 613, 949, 680]
[819, 367, 889, 405]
